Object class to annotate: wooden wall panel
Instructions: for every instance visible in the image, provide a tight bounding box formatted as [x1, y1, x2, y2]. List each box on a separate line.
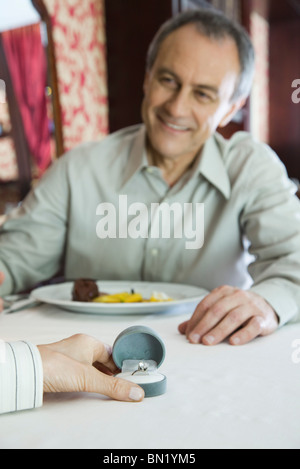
[104, 0, 173, 133]
[269, 18, 300, 179]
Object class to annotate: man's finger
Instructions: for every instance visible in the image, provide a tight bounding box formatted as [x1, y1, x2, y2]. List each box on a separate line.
[179, 294, 216, 338]
[229, 315, 265, 346]
[178, 320, 188, 335]
[183, 285, 237, 339]
[185, 287, 244, 343]
[201, 305, 252, 345]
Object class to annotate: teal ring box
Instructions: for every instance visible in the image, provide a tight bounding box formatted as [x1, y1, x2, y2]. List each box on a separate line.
[112, 325, 167, 398]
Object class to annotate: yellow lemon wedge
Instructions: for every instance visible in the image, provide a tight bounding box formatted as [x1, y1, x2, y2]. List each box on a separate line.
[93, 292, 143, 303]
[92, 290, 172, 304]
[122, 293, 143, 303]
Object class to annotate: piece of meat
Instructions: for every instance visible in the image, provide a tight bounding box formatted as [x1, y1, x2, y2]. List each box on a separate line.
[72, 278, 99, 302]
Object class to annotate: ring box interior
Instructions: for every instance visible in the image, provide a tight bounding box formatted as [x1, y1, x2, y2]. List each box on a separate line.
[112, 325, 167, 398]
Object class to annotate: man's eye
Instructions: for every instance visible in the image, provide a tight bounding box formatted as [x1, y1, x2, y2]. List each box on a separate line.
[160, 76, 177, 87]
[195, 90, 214, 102]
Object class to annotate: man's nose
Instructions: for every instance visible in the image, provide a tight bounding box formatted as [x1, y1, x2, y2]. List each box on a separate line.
[164, 88, 191, 117]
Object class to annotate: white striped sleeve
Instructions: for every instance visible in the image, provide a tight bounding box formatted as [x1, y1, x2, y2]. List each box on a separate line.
[0, 340, 43, 414]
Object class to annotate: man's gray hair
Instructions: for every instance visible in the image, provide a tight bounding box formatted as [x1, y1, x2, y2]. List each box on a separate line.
[146, 8, 255, 102]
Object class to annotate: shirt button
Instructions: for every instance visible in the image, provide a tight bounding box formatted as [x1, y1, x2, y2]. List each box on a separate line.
[151, 248, 158, 257]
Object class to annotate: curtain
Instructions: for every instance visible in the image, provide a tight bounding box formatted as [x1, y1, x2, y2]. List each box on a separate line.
[1, 23, 52, 175]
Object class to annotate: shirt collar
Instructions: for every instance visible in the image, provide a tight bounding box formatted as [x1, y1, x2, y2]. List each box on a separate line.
[121, 125, 231, 199]
[120, 125, 149, 190]
[195, 134, 231, 200]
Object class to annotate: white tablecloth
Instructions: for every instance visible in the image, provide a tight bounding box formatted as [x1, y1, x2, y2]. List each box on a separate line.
[0, 302, 300, 449]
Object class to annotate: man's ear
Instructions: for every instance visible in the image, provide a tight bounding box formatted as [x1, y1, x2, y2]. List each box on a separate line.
[219, 97, 247, 128]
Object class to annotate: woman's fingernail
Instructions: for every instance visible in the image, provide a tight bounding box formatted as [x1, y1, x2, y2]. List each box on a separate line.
[129, 387, 144, 401]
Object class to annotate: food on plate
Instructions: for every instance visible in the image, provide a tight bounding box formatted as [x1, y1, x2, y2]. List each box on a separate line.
[93, 291, 143, 303]
[92, 290, 172, 303]
[150, 291, 172, 302]
[72, 278, 101, 302]
[72, 279, 173, 303]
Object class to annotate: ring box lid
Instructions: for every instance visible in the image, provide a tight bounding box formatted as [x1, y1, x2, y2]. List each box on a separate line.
[112, 325, 165, 370]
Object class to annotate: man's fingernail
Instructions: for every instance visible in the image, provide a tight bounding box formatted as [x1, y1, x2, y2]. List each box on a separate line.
[129, 387, 144, 401]
[189, 333, 201, 344]
[203, 335, 215, 345]
[231, 337, 241, 345]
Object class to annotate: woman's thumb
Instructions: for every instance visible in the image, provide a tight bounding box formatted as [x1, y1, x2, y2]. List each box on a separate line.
[85, 366, 145, 402]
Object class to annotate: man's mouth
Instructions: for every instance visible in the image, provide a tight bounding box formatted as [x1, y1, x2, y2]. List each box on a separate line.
[165, 121, 190, 131]
[157, 115, 191, 132]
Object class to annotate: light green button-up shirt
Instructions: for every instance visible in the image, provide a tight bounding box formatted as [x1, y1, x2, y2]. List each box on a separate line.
[0, 124, 299, 325]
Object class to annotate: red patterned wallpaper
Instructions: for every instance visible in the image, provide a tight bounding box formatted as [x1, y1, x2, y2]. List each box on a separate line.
[44, 0, 108, 151]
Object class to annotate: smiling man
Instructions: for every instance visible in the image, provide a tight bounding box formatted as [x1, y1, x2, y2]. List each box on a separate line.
[142, 22, 244, 186]
[140, 12, 284, 345]
[0, 9, 299, 347]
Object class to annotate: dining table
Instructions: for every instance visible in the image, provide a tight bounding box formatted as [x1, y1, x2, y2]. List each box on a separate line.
[0, 289, 300, 450]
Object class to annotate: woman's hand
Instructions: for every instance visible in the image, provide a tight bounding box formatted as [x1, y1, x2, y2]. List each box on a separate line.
[38, 334, 144, 402]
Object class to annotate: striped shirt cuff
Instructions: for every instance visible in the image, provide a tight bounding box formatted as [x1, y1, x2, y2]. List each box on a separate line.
[0, 340, 43, 414]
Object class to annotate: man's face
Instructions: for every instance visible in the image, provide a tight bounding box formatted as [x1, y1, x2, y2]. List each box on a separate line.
[142, 24, 244, 163]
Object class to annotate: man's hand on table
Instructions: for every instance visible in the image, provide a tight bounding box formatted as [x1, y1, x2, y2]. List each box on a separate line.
[178, 285, 279, 346]
[38, 334, 144, 402]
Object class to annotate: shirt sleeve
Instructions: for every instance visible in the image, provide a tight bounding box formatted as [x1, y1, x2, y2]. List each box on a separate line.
[0, 155, 70, 297]
[239, 142, 300, 326]
[0, 340, 43, 414]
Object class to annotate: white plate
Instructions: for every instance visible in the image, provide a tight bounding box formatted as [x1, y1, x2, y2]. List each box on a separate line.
[31, 281, 207, 315]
